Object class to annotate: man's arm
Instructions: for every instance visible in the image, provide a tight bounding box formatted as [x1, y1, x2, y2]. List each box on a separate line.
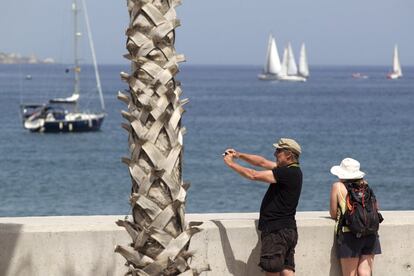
[224, 153, 276, 184]
[225, 149, 276, 170]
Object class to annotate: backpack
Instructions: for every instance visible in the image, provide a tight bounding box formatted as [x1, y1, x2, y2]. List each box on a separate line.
[338, 181, 384, 238]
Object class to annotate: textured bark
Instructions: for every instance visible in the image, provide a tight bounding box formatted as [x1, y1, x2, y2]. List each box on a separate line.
[115, 1, 208, 275]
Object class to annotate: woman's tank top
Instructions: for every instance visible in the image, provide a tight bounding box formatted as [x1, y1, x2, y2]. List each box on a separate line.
[335, 183, 350, 233]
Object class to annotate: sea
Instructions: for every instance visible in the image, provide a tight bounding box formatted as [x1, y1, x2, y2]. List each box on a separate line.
[0, 64, 413, 217]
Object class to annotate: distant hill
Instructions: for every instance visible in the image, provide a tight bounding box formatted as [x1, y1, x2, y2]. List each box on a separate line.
[0, 52, 55, 64]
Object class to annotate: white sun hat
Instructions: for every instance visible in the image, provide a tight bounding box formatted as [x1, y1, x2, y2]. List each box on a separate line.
[330, 158, 365, 180]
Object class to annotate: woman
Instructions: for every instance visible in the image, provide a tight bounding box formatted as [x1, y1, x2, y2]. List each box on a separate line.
[329, 158, 381, 276]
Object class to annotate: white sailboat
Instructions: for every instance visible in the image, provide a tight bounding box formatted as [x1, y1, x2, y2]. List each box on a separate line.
[277, 42, 307, 82]
[387, 45, 402, 79]
[20, 0, 106, 132]
[258, 35, 309, 82]
[258, 34, 282, 80]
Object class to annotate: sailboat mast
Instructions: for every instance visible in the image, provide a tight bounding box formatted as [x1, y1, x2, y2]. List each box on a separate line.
[72, 0, 81, 110]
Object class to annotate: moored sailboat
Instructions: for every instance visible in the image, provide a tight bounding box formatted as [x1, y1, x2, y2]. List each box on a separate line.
[20, 0, 105, 132]
[387, 45, 402, 80]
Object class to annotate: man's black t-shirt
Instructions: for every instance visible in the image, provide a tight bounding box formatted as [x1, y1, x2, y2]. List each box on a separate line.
[258, 163, 303, 232]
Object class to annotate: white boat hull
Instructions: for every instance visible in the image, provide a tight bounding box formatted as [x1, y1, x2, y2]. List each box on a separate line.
[258, 73, 279, 80]
[387, 73, 402, 80]
[24, 118, 45, 130]
[277, 75, 307, 82]
[258, 74, 307, 82]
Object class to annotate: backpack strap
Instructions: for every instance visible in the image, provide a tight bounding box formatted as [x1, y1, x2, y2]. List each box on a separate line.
[335, 181, 346, 242]
[337, 181, 356, 241]
[336, 211, 345, 244]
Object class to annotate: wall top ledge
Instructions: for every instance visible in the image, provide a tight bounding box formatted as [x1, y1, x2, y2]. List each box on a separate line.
[0, 211, 412, 233]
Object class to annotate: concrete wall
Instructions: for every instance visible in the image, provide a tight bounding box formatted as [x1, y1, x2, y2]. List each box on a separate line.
[0, 211, 413, 276]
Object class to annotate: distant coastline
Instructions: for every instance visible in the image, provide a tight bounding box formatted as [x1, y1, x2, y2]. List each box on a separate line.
[0, 52, 55, 64]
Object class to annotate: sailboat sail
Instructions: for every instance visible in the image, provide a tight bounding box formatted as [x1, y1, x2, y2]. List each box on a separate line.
[287, 43, 298, 76]
[264, 35, 281, 75]
[280, 48, 288, 77]
[393, 45, 402, 77]
[263, 35, 272, 73]
[298, 43, 309, 78]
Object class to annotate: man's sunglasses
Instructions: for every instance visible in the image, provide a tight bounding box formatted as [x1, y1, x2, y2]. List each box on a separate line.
[274, 148, 289, 156]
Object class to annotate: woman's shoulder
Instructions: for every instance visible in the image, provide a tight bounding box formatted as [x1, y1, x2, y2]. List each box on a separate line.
[331, 181, 342, 189]
[331, 181, 347, 195]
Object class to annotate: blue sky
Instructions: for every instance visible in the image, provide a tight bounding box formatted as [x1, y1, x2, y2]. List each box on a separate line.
[1, 0, 413, 65]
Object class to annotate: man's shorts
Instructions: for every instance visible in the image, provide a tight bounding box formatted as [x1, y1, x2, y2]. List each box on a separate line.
[337, 232, 381, 258]
[258, 228, 298, 273]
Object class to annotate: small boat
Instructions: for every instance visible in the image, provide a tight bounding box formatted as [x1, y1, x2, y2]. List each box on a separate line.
[352, 73, 368, 79]
[25, 74, 32, 80]
[20, 0, 105, 133]
[387, 45, 402, 80]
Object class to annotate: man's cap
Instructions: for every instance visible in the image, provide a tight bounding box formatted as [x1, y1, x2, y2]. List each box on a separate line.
[273, 138, 301, 155]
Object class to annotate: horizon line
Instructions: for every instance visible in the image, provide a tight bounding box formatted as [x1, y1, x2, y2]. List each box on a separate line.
[3, 62, 414, 67]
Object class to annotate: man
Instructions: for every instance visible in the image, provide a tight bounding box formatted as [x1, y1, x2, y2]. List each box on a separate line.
[223, 138, 303, 276]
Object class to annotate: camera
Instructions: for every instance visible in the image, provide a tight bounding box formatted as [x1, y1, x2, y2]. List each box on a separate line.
[222, 152, 229, 156]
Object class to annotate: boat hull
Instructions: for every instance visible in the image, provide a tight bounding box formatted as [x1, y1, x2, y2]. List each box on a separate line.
[24, 113, 105, 133]
[258, 73, 279, 80]
[387, 73, 402, 80]
[258, 74, 307, 82]
[352, 73, 368, 79]
[277, 75, 307, 82]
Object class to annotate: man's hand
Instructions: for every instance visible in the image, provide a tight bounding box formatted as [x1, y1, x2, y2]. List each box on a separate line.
[223, 148, 237, 166]
[223, 148, 276, 184]
[224, 148, 239, 158]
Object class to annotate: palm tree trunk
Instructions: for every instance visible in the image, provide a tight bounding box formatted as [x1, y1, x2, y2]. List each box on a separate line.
[115, 1, 206, 275]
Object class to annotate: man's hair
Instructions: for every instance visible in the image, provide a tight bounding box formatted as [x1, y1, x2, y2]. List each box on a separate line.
[286, 150, 299, 162]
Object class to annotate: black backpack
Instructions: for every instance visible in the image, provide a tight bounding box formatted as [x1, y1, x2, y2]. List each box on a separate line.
[338, 181, 384, 238]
